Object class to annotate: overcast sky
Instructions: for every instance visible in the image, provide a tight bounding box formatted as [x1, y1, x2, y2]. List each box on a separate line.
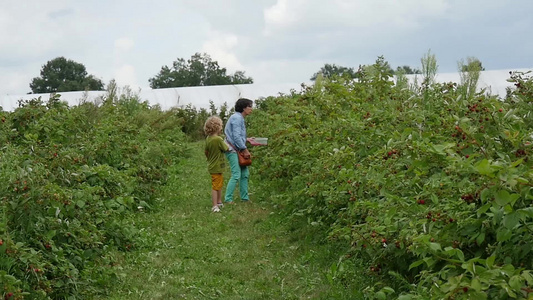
[1, 0, 532, 97]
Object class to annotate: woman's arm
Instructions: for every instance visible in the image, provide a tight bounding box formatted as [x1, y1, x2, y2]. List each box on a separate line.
[231, 116, 247, 151]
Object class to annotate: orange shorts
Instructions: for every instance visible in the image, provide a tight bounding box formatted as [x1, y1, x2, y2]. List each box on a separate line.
[211, 173, 223, 191]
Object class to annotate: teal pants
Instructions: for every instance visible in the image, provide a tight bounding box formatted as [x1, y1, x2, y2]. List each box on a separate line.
[224, 152, 249, 202]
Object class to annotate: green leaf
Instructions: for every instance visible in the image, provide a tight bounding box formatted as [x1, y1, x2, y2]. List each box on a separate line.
[375, 291, 386, 300]
[471, 277, 482, 291]
[502, 212, 520, 229]
[517, 177, 529, 184]
[480, 188, 491, 202]
[522, 271, 533, 285]
[503, 204, 514, 214]
[424, 257, 436, 268]
[477, 203, 492, 216]
[429, 242, 442, 251]
[510, 158, 524, 167]
[475, 159, 495, 176]
[455, 249, 465, 262]
[45, 230, 57, 239]
[431, 143, 454, 155]
[76, 200, 86, 208]
[468, 291, 487, 300]
[494, 190, 519, 207]
[486, 255, 496, 268]
[409, 259, 425, 270]
[476, 232, 485, 245]
[508, 275, 524, 290]
[462, 261, 475, 274]
[496, 228, 513, 242]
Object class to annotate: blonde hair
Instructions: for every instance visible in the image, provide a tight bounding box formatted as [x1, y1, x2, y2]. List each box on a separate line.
[204, 116, 223, 136]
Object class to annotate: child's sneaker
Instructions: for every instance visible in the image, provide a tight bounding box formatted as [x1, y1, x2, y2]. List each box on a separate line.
[217, 203, 224, 208]
[212, 206, 221, 213]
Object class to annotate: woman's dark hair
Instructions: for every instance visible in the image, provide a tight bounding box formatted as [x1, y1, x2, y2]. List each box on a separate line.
[235, 98, 253, 113]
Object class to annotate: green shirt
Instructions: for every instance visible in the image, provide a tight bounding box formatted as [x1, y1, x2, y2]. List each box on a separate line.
[205, 135, 229, 174]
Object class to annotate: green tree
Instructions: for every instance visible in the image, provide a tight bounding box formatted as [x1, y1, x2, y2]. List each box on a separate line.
[149, 53, 253, 89]
[310, 63, 358, 81]
[460, 58, 485, 72]
[396, 65, 421, 74]
[458, 57, 484, 99]
[29, 57, 104, 93]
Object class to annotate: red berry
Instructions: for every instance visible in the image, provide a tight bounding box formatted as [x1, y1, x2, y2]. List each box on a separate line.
[382, 238, 387, 243]
[418, 199, 425, 205]
[463, 287, 468, 293]
[465, 155, 469, 158]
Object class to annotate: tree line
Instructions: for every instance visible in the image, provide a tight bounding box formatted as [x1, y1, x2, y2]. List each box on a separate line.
[28, 53, 483, 94]
[29, 53, 254, 94]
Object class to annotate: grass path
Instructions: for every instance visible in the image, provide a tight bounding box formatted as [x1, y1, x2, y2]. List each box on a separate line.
[107, 142, 362, 299]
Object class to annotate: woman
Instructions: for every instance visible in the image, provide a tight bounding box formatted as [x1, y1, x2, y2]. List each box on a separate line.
[224, 98, 253, 203]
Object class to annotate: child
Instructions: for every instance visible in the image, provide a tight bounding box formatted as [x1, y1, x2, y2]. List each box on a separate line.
[204, 116, 229, 212]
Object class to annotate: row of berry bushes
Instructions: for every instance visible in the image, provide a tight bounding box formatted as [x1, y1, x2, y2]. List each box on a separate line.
[247, 60, 532, 299]
[0, 93, 189, 299]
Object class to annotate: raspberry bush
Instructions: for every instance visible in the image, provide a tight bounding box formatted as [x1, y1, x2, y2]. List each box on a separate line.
[1, 93, 188, 299]
[248, 60, 533, 299]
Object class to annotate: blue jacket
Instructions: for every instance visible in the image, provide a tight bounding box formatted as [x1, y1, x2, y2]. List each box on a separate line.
[225, 112, 247, 151]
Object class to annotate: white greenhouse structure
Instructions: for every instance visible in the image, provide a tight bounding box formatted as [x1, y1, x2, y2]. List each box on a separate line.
[1, 69, 530, 112]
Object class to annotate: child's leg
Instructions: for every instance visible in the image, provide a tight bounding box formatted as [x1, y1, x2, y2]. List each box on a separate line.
[211, 174, 223, 210]
[216, 190, 223, 205]
[212, 189, 219, 207]
[217, 174, 224, 205]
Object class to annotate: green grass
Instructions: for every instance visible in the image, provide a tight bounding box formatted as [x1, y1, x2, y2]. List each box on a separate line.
[106, 142, 367, 299]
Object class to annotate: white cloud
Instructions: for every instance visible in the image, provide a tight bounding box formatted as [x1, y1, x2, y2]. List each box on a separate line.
[263, 0, 449, 35]
[201, 31, 244, 73]
[1, 0, 532, 101]
[247, 59, 321, 84]
[114, 64, 139, 88]
[0, 6, 67, 60]
[114, 38, 135, 52]
[263, 0, 305, 34]
[0, 69, 33, 95]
